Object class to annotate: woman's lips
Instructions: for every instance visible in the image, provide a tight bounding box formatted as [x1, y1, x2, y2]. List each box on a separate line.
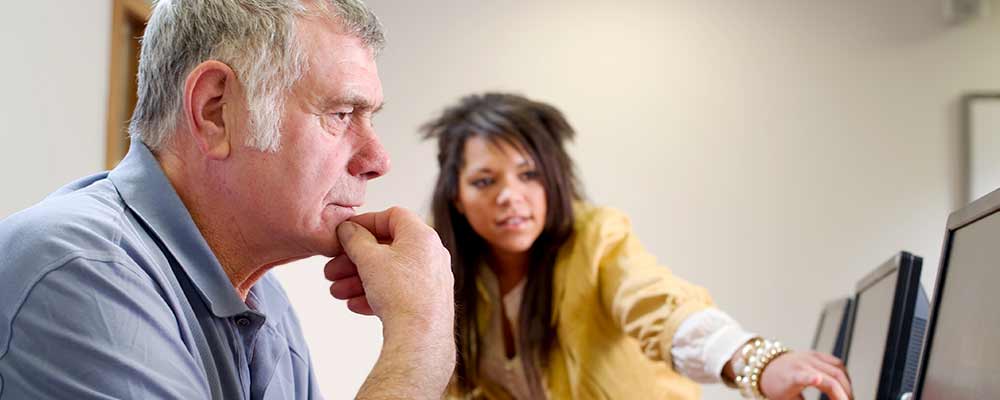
[496, 215, 532, 230]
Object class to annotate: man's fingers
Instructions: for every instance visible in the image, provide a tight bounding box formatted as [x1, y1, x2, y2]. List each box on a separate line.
[324, 255, 358, 281]
[337, 221, 381, 267]
[348, 208, 399, 241]
[330, 275, 365, 300]
[347, 296, 375, 315]
[349, 207, 432, 246]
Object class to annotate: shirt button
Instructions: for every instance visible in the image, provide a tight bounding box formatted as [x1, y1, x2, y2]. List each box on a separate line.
[236, 317, 251, 327]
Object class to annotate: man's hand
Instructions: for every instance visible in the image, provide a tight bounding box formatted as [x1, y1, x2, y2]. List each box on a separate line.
[324, 207, 456, 399]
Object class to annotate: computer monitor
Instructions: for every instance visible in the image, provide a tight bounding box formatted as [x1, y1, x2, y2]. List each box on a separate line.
[913, 188, 1000, 399]
[812, 297, 853, 358]
[844, 251, 929, 400]
[806, 297, 853, 400]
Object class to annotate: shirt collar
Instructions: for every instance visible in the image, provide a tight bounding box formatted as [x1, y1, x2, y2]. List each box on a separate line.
[109, 139, 250, 318]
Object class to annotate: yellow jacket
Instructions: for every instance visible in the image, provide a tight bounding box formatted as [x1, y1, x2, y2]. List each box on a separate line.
[459, 204, 715, 399]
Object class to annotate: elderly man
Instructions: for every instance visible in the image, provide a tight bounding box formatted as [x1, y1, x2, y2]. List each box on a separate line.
[0, 1, 454, 399]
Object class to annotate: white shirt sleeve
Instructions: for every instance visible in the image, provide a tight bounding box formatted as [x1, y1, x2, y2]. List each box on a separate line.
[670, 307, 757, 383]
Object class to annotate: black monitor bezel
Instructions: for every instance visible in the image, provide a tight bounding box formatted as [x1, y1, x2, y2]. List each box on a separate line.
[913, 187, 1000, 399]
[845, 251, 923, 400]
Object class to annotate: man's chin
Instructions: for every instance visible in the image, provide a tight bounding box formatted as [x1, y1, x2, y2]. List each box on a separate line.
[295, 231, 345, 259]
[325, 242, 345, 258]
[312, 229, 344, 258]
[320, 209, 356, 256]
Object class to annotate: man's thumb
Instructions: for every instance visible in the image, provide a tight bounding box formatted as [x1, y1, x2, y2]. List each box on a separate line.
[337, 221, 378, 260]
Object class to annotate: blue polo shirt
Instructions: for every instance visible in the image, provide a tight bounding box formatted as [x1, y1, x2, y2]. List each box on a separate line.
[0, 140, 323, 399]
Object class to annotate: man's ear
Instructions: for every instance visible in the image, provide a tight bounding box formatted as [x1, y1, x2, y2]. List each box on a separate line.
[183, 60, 239, 160]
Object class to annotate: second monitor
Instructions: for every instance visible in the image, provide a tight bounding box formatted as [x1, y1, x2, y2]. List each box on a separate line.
[844, 251, 929, 400]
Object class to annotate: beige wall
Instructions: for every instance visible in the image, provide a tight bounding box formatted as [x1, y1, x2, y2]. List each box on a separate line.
[1, 1, 998, 399]
[0, 1, 110, 218]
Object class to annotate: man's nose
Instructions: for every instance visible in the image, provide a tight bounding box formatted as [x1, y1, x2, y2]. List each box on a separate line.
[347, 133, 391, 181]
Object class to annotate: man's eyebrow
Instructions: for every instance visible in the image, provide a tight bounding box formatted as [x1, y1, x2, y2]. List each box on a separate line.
[324, 91, 383, 112]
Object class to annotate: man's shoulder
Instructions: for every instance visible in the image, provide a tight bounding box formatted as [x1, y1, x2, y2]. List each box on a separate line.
[0, 175, 156, 332]
[0, 174, 132, 264]
[0, 252, 210, 399]
[0, 176, 213, 399]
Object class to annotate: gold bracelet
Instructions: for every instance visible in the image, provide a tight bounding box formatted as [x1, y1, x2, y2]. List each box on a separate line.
[734, 338, 790, 399]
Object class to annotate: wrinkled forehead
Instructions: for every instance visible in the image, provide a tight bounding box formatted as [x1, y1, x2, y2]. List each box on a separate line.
[294, 16, 383, 107]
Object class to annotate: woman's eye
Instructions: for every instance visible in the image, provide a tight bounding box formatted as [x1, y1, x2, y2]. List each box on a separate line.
[521, 170, 540, 180]
[471, 178, 494, 188]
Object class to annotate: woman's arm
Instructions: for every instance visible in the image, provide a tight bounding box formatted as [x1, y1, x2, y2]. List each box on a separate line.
[724, 339, 853, 400]
[671, 308, 757, 383]
[590, 207, 852, 399]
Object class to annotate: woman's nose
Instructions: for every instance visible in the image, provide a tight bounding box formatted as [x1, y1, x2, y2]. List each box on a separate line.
[496, 180, 526, 206]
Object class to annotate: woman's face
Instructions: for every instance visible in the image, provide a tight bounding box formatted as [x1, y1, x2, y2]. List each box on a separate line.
[455, 136, 548, 258]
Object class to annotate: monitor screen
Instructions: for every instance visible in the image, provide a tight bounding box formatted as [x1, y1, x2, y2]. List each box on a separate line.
[918, 210, 1000, 399]
[812, 298, 851, 356]
[813, 307, 841, 355]
[846, 270, 898, 400]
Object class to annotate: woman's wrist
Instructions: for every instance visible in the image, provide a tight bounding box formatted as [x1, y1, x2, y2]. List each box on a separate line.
[722, 340, 748, 387]
[730, 337, 791, 399]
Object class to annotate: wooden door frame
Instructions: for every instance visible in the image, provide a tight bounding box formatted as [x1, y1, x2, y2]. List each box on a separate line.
[105, 0, 151, 169]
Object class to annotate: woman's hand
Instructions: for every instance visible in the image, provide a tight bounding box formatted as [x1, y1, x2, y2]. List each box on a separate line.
[759, 351, 852, 400]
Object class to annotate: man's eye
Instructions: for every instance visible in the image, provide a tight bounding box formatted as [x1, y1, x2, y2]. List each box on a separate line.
[323, 110, 355, 133]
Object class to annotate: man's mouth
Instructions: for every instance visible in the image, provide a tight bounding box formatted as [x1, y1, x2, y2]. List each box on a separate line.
[329, 202, 360, 213]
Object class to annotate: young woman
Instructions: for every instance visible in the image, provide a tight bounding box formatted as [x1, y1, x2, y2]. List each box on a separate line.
[422, 93, 852, 400]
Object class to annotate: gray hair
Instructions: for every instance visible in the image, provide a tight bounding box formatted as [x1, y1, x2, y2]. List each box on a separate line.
[129, 0, 385, 152]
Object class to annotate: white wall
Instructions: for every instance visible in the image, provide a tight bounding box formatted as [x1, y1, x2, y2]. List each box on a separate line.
[2, 1, 999, 399]
[0, 1, 110, 218]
